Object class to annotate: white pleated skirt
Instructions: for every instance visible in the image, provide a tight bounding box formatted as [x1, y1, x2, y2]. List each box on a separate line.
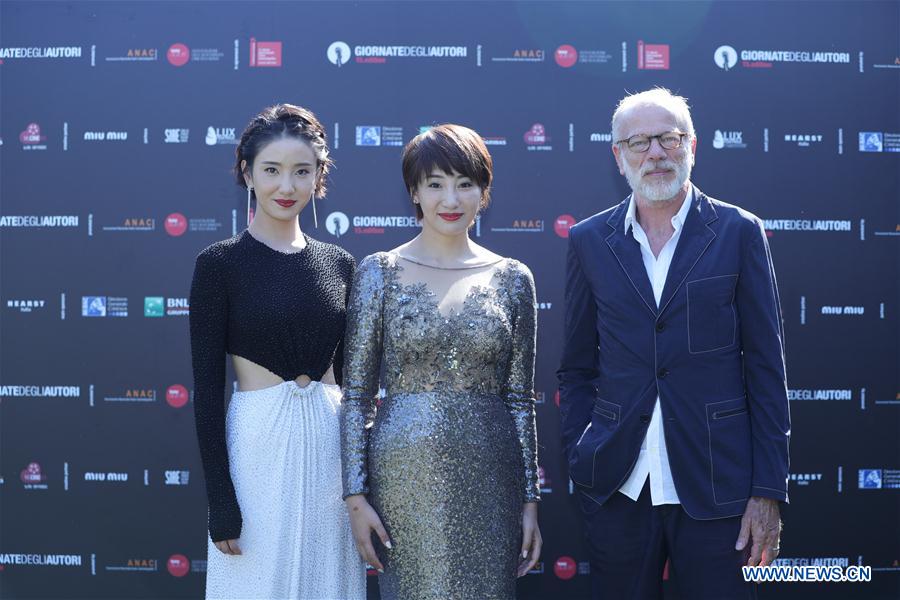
[205, 380, 365, 600]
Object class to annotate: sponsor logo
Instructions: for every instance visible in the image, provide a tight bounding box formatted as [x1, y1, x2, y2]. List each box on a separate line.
[554, 556, 577, 580]
[714, 45, 738, 70]
[165, 213, 187, 236]
[351, 215, 421, 235]
[167, 43, 190, 66]
[0, 215, 78, 227]
[164, 128, 189, 143]
[820, 305, 865, 316]
[538, 302, 553, 310]
[482, 135, 507, 146]
[859, 131, 900, 153]
[554, 45, 577, 68]
[538, 465, 553, 494]
[637, 41, 669, 70]
[20, 462, 48, 489]
[101, 217, 155, 232]
[167, 555, 190, 577]
[164, 212, 222, 235]
[524, 123, 552, 151]
[0, 554, 82, 567]
[0, 385, 80, 398]
[205, 126, 237, 145]
[856, 469, 900, 490]
[139, 297, 189, 317]
[355, 125, 404, 147]
[492, 48, 545, 63]
[763, 219, 852, 233]
[83, 130, 128, 142]
[783, 133, 823, 147]
[325, 212, 350, 238]
[872, 56, 900, 70]
[166, 298, 190, 316]
[81, 296, 106, 317]
[789, 473, 823, 486]
[103, 387, 156, 404]
[104, 48, 158, 62]
[83, 471, 129, 482]
[19, 123, 47, 150]
[774, 557, 852, 567]
[166, 384, 190, 408]
[0, 46, 82, 60]
[341, 43, 468, 64]
[859, 469, 882, 489]
[589, 132, 613, 143]
[712, 130, 746, 149]
[165, 470, 190, 485]
[249, 38, 282, 67]
[104, 558, 158, 572]
[82, 296, 127, 317]
[554, 214, 576, 238]
[6, 299, 46, 313]
[788, 389, 852, 401]
[490, 219, 544, 233]
[555, 44, 613, 68]
[327, 41, 351, 66]
[167, 43, 223, 66]
[718, 46, 850, 69]
[144, 297, 164, 317]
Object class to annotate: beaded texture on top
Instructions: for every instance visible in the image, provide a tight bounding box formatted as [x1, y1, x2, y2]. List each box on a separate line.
[189, 229, 355, 542]
[341, 252, 539, 599]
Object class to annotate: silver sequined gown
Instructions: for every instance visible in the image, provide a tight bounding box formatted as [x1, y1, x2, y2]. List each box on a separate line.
[341, 252, 540, 600]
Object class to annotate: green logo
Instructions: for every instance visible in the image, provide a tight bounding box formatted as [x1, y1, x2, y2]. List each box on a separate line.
[144, 296, 164, 317]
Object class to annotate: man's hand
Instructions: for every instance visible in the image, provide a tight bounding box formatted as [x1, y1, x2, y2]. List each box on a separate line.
[735, 496, 782, 566]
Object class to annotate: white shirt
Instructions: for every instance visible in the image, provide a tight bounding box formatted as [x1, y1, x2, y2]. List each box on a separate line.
[617, 188, 694, 505]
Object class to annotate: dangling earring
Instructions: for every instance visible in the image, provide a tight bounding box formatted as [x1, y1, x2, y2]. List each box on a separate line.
[311, 195, 319, 229]
[246, 186, 253, 226]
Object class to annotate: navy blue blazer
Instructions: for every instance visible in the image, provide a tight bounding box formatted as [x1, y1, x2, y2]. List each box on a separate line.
[557, 185, 790, 519]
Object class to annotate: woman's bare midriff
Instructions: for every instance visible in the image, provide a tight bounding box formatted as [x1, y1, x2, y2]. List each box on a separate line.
[232, 355, 336, 391]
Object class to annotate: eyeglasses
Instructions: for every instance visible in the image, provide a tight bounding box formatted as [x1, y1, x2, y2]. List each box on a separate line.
[615, 131, 689, 153]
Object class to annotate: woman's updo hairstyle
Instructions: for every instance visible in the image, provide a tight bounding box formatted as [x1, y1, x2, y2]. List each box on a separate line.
[234, 104, 333, 198]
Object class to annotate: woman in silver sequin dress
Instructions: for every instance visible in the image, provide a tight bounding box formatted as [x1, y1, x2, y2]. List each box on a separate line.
[341, 124, 542, 599]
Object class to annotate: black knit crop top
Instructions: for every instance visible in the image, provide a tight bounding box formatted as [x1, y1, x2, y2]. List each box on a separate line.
[189, 229, 356, 541]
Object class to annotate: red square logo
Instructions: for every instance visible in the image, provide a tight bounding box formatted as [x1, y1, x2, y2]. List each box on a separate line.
[250, 39, 282, 67]
[638, 41, 670, 70]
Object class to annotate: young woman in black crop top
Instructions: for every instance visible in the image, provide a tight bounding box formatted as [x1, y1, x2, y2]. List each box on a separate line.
[189, 104, 364, 599]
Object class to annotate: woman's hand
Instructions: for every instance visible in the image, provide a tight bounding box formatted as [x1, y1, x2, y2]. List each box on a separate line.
[213, 538, 242, 556]
[345, 494, 392, 572]
[518, 502, 542, 577]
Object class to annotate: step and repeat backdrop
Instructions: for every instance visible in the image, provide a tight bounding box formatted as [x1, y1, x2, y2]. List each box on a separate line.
[1, 1, 898, 599]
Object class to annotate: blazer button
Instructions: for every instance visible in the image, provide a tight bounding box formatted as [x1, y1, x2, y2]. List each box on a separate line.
[657, 368, 669, 378]
[640, 414, 651, 423]
[656, 321, 666, 332]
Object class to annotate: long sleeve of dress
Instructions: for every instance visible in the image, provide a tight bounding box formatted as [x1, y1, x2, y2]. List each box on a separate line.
[331, 255, 357, 388]
[189, 250, 242, 542]
[504, 262, 541, 502]
[340, 254, 385, 499]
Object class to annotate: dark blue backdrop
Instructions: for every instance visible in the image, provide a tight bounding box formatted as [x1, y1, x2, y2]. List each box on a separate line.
[1, 1, 898, 598]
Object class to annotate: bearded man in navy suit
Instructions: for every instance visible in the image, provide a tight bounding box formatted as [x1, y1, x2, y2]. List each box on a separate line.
[558, 88, 790, 599]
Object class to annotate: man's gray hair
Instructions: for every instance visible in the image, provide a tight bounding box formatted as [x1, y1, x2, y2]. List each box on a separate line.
[611, 88, 695, 143]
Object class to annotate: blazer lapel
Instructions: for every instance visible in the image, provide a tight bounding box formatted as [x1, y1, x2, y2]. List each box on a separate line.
[658, 187, 718, 316]
[604, 198, 658, 318]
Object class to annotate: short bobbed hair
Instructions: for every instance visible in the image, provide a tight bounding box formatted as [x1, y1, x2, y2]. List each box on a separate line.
[401, 124, 493, 220]
[234, 103, 333, 199]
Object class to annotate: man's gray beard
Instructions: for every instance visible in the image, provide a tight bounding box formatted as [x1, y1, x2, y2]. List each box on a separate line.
[625, 157, 692, 204]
